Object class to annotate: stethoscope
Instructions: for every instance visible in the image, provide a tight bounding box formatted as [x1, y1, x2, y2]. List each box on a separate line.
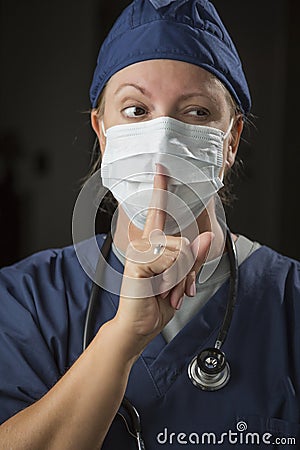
[82, 228, 238, 450]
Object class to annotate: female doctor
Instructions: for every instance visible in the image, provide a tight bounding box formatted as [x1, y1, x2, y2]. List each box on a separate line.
[0, 0, 299, 449]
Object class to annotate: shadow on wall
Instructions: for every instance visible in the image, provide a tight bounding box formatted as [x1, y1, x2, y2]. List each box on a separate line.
[0, 133, 22, 267]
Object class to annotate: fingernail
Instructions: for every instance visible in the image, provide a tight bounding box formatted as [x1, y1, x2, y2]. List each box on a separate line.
[175, 295, 184, 310]
[155, 163, 162, 175]
[190, 232, 215, 258]
[188, 280, 196, 297]
[155, 163, 168, 176]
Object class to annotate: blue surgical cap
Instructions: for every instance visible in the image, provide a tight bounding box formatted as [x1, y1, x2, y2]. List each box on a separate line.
[90, 0, 251, 114]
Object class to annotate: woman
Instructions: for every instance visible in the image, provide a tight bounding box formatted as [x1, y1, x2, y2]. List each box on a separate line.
[0, 0, 299, 449]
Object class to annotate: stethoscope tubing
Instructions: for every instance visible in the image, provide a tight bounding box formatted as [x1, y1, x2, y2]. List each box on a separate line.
[215, 228, 238, 348]
[82, 232, 113, 352]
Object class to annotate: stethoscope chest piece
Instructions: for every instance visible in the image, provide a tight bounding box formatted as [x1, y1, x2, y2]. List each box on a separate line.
[188, 347, 230, 391]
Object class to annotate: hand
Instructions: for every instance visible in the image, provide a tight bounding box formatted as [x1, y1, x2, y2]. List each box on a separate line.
[113, 164, 213, 354]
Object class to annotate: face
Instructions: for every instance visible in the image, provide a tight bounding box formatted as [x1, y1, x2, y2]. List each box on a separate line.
[91, 59, 243, 174]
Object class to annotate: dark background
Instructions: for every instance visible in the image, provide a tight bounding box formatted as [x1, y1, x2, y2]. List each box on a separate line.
[1, 0, 299, 267]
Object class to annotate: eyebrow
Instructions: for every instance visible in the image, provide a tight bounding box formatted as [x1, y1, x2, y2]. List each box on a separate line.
[114, 83, 151, 97]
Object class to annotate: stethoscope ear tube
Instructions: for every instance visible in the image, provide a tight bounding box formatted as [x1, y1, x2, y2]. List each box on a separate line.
[82, 232, 113, 352]
[122, 397, 146, 449]
[216, 228, 238, 346]
[187, 229, 238, 391]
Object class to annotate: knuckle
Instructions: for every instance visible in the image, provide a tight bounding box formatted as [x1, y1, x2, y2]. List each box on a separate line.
[168, 254, 177, 264]
[175, 237, 190, 251]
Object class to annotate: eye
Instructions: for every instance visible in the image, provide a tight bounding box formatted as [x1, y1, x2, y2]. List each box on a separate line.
[185, 107, 209, 118]
[122, 106, 147, 118]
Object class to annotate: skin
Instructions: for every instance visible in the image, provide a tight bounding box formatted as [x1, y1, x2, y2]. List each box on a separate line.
[0, 60, 243, 449]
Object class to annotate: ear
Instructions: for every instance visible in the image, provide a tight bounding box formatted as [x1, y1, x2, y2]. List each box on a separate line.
[91, 110, 106, 156]
[227, 115, 244, 167]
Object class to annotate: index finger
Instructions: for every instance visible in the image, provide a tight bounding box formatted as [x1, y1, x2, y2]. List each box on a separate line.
[142, 163, 169, 238]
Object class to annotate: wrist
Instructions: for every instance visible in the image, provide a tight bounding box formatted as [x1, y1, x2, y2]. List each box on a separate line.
[95, 319, 146, 365]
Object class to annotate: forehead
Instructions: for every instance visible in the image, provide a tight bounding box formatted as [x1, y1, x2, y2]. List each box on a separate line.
[107, 59, 228, 102]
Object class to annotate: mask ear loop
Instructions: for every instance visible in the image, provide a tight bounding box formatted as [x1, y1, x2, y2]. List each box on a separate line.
[223, 118, 234, 141]
[219, 118, 234, 182]
[101, 120, 107, 138]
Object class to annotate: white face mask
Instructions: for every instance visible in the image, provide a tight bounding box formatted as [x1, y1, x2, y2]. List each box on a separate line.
[101, 116, 232, 235]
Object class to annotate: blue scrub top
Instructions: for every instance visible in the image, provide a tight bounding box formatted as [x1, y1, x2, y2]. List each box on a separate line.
[0, 235, 299, 449]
